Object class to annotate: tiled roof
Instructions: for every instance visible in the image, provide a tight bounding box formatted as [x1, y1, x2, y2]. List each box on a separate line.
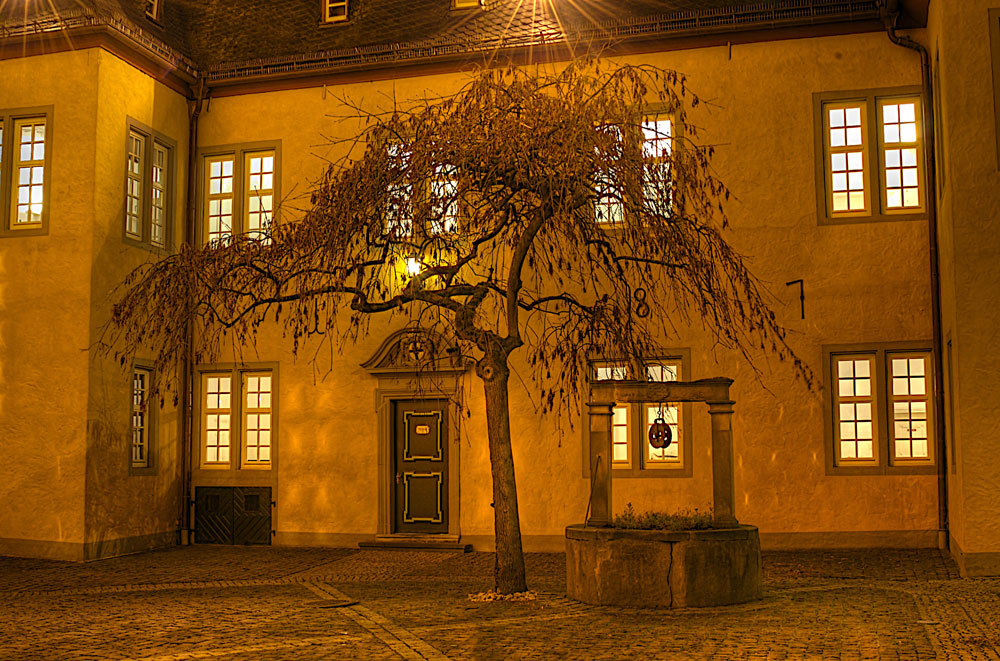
[1, 0, 883, 82]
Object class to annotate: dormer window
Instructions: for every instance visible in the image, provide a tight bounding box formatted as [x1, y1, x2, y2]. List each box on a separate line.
[323, 0, 348, 23]
[453, 0, 480, 8]
[145, 0, 162, 22]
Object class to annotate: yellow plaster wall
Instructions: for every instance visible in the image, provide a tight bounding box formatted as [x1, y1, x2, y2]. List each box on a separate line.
[193, 29, 939, 547]
[81, 50, 190, 554]
[929, 1, 1000, 566]
[0, 50, 100, 558]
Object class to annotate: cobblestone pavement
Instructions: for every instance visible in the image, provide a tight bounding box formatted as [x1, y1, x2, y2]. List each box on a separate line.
[1, 546, 998, 660]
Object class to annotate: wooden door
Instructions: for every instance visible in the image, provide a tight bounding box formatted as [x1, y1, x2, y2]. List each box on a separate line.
[393, 399, 448, 534]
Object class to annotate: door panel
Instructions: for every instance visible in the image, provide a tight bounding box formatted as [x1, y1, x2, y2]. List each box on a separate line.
[195, 486, 272, 545]
[234, 486, 272, 545]
[194, 487, 234, 544]
[394, 400, 448, 533]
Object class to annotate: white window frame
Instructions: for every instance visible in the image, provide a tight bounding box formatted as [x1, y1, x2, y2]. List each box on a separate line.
[198, 365, 277, 470]
[587, 351, 693, 478]
[0, 108, 53, 237]
[815, 87, 927, 225]
[824, 342, 936, 476]
[200, 142, 280, 245]
[129, 362, 157, 475]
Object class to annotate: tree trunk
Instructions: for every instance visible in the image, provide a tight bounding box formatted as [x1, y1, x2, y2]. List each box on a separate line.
[480, 356, 528, 594]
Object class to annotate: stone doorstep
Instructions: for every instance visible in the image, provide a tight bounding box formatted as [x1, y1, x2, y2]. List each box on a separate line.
[358, 535, 473, 552]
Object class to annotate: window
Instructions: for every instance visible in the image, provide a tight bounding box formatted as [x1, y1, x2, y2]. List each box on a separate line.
[0, 108, 52, 236]
[200, 143, 280, 244]
[323, 0, 348, 23]
[384, 144, 460, 239]
[594, 115, 673, 225]
[129, 363, 156, 475]
[588, 351, 692, 477]
[124, 120, 174, 249]
[145, 0, 163, 21]
[815, 88, 926, 224]
[200, 368, 275, 469]
[824, 343, 936, 475]
[131, 367, 152, 469]
[453, 0, 480, 8]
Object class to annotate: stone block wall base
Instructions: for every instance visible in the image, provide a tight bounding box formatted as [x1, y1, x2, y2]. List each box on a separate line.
[565, 524, 762, 608]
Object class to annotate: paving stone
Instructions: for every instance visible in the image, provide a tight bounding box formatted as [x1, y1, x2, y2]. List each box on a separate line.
[0, 547, 997, 659]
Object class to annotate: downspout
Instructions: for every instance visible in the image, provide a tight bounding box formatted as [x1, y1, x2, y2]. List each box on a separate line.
[180, 76, 208, 545]
[880, 0, 948, 546]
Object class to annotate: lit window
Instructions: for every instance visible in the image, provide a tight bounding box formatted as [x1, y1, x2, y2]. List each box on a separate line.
[594, 124, 624, 225]
[642, 117, 673, 216]
[825, 104, 868, 215]
[833, 356, 876, 462]
[126, 132, 144, 239]
[817, 89, 925, 223]
[591, 357, 687, 473]
[429, 164, 459, 235]
[880, 100, 922, 210]
[453, 0, 479, 7]
[203, 374, 232, 465]
[206, 156, 235, 243]
[243, 373, 273, 465]
[131, 367, 152, 469]
[245, 151, 275, 242]
[201, 368, 276, 469]
[826, 345, 935, 473]
[385, 143, 413, 238]
[890, 355, 930, 460]
[12, 117, 46, 228]
[323, 0, 348, 22]
[151, 144, 167, 247]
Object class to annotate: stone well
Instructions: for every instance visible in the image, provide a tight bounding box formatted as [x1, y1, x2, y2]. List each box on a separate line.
[565, 524, 762, 608]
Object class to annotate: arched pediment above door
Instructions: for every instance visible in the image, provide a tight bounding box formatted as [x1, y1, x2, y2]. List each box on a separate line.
[361, 328, 474, 377]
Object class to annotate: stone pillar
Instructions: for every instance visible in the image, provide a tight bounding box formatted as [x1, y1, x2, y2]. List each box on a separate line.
[708, 400, 738, 527]
[586, 402, 615, 527]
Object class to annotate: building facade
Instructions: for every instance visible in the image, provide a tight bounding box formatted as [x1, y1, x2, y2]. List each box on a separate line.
[0, 0, 997, 576]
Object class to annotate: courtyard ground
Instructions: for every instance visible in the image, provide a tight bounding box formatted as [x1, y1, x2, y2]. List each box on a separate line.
[1, 545, 998, 659]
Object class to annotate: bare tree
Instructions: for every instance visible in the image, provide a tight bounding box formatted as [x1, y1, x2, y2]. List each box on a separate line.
[106, 58, 808, 594]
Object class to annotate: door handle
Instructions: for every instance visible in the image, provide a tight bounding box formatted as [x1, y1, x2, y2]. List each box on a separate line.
[395, 472, 402, 484]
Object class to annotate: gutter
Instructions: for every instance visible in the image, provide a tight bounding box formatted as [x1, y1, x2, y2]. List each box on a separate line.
[179, 76, 208, 545]
[879, 0, 948, 545]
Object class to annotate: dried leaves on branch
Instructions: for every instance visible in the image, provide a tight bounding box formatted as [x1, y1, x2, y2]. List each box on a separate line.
[106, 57, 808, 404]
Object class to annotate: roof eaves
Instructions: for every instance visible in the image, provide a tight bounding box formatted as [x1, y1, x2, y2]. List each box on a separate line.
[0, 7, 198, 78]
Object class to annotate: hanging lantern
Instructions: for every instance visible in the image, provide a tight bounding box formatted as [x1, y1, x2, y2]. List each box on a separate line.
[648, 417, 672, 449]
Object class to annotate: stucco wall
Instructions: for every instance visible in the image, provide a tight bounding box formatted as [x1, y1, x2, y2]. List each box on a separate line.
[0, 50, 100, 559]
[81, 50, 189, 556]
[192, 28, 940, 548]
[930, 1, 1000, 569]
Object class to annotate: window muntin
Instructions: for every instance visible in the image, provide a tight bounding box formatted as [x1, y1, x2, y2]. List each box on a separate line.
[244, 151, 274, 242]
[243, 373, 272, 465]
[826, 345, 934, 473]
[131, 367, 151, 468]
[833, 356, 877, 463]
[591, 358, 685, 471]
[126, 131, 145, 239]
[150, 144, 167, 247]
[816, 89, 925, 224]
[879, 98, 923, 212]
[203, 374, 232, 465]
[324, 0, 348, 22]
[825, 103, 868, 215]
[206, 156, 235, 243]
[11, 117, 46, 229]
[890, 354, 930, 460]
[429, 164, 459, 235]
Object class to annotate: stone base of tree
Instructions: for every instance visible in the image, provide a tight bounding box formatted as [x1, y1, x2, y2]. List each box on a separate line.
[565, 524, 762, 608]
